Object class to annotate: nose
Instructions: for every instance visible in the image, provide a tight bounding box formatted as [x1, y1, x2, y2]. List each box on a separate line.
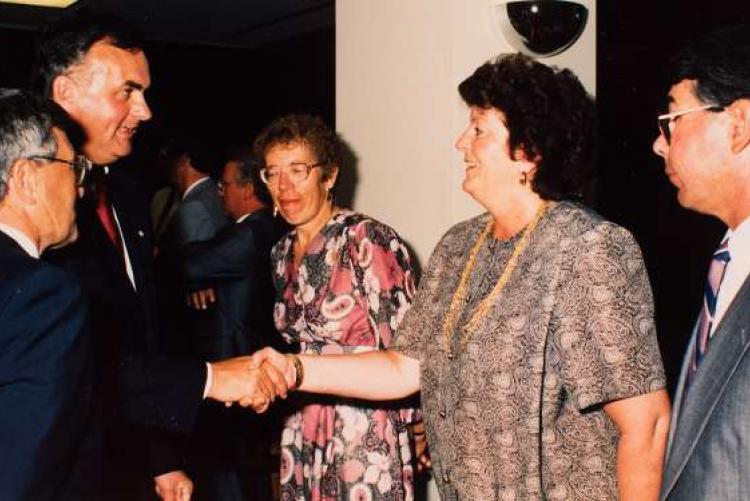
[455, 128, 469, 151]
[652, 131, 668, 158]
[133, 92, 152, 122]
[277, 168, 293, 192]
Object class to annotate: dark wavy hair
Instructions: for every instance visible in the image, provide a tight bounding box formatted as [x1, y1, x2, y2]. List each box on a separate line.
[665, 24, 750, 107]
[458, 53, 595, 201]
[253, 114, 341, 181]
[32, 9, 144, 98]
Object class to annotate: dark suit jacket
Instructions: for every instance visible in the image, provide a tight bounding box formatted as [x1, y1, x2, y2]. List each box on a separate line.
[0, 232, 93, 500]
[164, 178, 229, 248]
[662, 275, 750, 500]
[46, 168, 206, 483]
[156, 177, 229, 358]
[182, 207, 288, 360]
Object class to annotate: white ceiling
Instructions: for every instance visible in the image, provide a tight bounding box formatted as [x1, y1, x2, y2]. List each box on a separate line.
[0, 0, 334, 48]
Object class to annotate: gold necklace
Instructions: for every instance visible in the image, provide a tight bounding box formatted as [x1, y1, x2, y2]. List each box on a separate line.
[442, 201, 550, 358]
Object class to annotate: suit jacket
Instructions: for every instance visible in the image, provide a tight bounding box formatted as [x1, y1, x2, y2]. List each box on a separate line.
[165, 178, 229, 248]
[662, 275, 750, 500]
[46, 168, 206, 482]
[0, 232, 93, 500]
[182, 207, 288, 360]
[156, 177, 229, 358]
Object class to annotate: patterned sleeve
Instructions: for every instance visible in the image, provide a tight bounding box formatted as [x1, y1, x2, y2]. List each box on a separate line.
[348, 218, 416, 349]
[555, 222, 667, 410]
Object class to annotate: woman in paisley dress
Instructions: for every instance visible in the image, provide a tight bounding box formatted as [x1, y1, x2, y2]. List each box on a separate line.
[253, 54, 671, 500]
[253, 114, 419, 501]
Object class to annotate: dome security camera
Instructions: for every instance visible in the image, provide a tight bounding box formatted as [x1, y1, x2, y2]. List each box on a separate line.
[497, 1, 588, 58]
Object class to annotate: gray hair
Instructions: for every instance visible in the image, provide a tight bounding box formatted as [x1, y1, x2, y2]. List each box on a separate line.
[0, 91, 64, 201]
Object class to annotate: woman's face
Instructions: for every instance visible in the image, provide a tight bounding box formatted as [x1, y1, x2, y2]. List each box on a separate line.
[455, 106, 528, 205]
[264, 141, 337, 232]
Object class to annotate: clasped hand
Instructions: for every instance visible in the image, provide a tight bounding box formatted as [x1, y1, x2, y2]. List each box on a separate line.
[206, 354, 287, 412]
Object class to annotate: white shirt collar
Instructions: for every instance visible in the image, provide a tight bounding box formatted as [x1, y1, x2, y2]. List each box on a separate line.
[0, 223, 39, 258]
[235, 213, 252, 223]
[182, 177, 210, 200]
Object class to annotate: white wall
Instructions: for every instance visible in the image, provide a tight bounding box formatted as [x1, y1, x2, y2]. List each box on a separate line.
[337, 0, 596, 266]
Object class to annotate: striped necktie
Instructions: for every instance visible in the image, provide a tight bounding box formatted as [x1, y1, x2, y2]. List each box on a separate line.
[687, 237, 731, 385]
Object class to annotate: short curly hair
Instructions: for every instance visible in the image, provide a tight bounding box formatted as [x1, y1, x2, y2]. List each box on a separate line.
[253, 114, 341, 182]
[458, 53, 595, 201]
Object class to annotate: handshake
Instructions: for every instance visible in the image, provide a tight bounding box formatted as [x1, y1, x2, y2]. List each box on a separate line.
[204, 348, 298, 412]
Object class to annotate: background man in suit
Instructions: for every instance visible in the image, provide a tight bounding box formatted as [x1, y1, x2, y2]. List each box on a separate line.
[181, 149, 288, 500]
[0, 91, 92, 499]
[33, 11, 285, 500]
[155, 137, 229, 359]
[654, 25, 750, 500]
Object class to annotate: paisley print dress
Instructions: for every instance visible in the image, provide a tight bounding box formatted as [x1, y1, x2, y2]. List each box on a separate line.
[392, 201, 667, 500]
[272, 211, 417, 501]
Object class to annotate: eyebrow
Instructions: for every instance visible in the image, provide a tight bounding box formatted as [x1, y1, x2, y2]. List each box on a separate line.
[124, 80, 146, 91]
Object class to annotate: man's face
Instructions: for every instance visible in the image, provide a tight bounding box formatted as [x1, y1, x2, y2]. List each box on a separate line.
[55, 40, 152, 165]
[220, 161, 249, 220]
[36, 128, 79, 247]
[653, 79, 732, 217]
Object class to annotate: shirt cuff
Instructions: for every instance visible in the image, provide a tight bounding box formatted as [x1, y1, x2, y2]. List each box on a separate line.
[203, 362, 213, 399]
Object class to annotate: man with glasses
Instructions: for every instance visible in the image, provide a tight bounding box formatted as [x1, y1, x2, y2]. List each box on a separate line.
[0, 91, 93, 498]
[654, 25, 750, 500]
[181, 148, 288, 500]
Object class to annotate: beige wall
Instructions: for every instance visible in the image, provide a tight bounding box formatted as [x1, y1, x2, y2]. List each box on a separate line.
[337, 0, 597, 266]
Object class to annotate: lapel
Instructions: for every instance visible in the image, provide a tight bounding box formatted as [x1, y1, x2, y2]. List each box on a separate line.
[666, 322, 697, 454]
[107, 177, 146, 293]
[662, 275, 750, 497]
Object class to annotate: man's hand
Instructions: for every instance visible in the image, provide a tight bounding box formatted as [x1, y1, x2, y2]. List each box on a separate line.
[206, 356, 288, 411]
[186, 288, 216, 310]
[250, 347, 296, 388]
[154, 470, 192, 501]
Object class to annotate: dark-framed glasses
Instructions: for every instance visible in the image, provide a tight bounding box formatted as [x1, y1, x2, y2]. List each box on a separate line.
[29, 154, 90, 186]
[259, 162, 324, 185]
[657, 104, 725, 144]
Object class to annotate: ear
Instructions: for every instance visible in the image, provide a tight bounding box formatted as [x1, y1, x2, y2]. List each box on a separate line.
[6, 159, 39, 206]
[51, 75, 78, 113]
[512, 147, 539, 180]
[324, 165, 339, 190]
[729, 99, 750, 154]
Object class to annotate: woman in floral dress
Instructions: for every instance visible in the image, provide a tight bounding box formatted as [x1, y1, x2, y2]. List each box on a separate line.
[253, 114, 418, 501]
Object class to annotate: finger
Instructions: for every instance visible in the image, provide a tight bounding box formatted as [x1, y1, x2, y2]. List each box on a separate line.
[256, 369, 275, 403]
[206, 288, 216, 303]
[262, 360, 289, 398]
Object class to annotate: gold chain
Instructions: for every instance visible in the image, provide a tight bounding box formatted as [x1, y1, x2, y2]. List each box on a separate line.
[442, 201, 550, 357]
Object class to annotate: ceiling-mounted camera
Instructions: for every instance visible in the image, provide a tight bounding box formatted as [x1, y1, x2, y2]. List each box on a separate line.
[497, 1, 588, 58]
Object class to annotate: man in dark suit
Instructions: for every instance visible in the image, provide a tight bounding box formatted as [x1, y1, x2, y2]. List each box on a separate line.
[181, 149, 288, 500]
[155, 138, 230, 359]
[654, 25, 750, 500]
[33, 11, 285, 500]
[0, 92, 92, 499]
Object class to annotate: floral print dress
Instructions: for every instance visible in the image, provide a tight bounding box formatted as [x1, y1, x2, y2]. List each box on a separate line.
[271, 211, 417, 501]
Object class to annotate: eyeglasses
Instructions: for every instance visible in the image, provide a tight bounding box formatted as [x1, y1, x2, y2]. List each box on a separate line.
[657, 104, 725, 144]
[28, 154, 90, 186]
[259, 162, 323, 185]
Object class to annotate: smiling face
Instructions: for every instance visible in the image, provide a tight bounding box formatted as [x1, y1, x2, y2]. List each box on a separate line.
[653, 79, 733, 217]
[263, 141, 337, 233]
[54, 40, 152, 165]
[454, 106, 531, 208]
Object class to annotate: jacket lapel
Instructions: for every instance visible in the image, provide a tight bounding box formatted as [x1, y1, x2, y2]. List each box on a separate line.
[662, 275, 750, 497]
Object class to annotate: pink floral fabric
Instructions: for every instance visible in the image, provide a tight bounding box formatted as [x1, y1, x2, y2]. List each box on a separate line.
[271, 211, 417, 501]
